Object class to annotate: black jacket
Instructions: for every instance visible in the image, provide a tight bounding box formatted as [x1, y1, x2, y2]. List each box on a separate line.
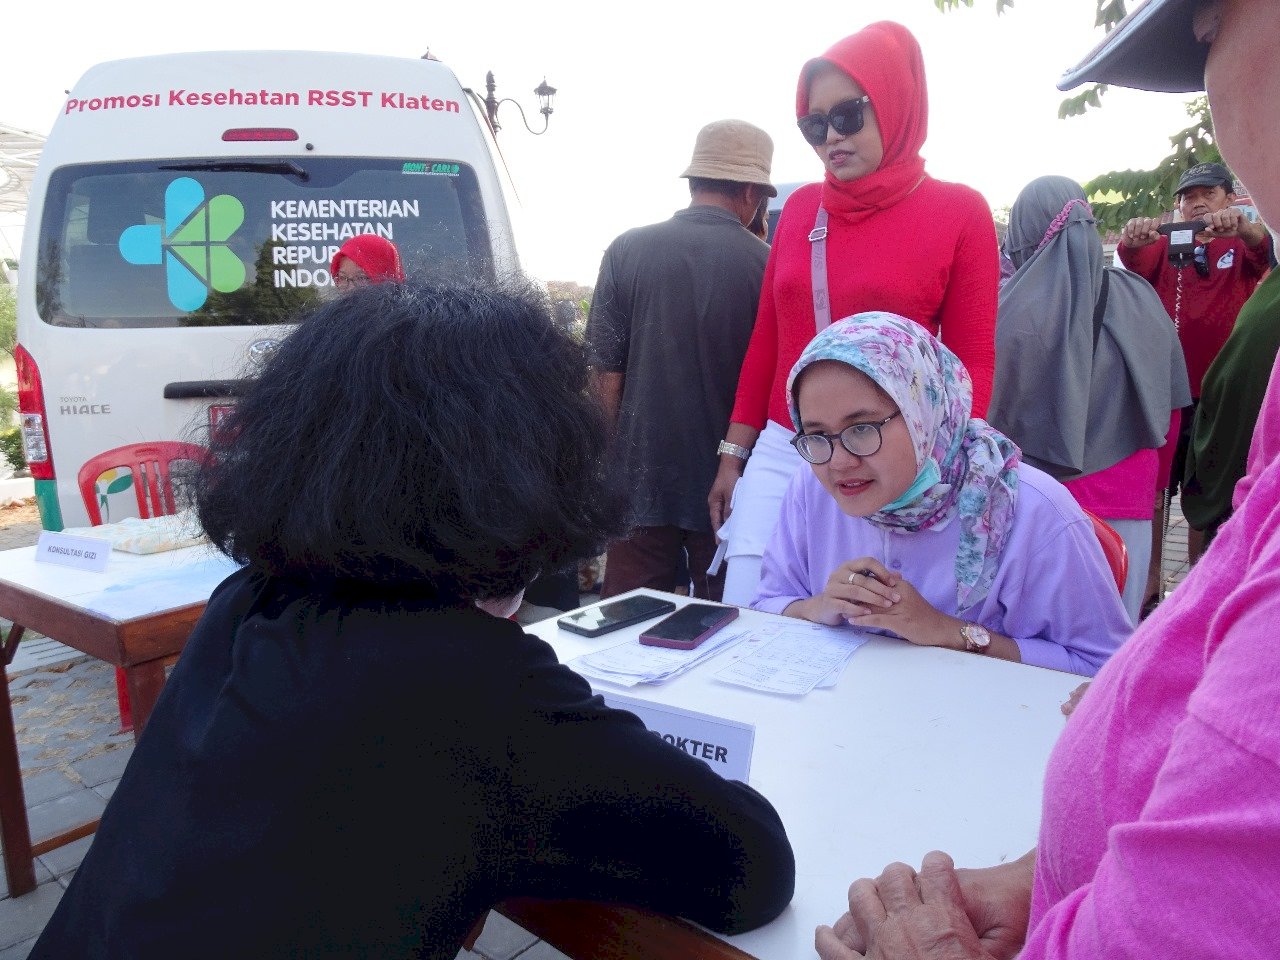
[31, 568, 794, 958]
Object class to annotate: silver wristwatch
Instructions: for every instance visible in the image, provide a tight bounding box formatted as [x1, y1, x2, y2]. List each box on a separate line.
[961, 622, 992, 653]
[717, 440, 751, 461]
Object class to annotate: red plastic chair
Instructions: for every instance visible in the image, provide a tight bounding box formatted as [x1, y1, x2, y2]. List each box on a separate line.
[76, 441, 208, 730]
[1081, 508, 1129, 594]
[77, 441, 208, 527]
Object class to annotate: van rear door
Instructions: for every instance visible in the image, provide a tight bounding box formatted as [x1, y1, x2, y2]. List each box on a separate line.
[31, 156, 494, 525]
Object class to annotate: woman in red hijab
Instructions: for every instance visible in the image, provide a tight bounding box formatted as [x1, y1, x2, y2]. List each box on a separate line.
[330, 234, 406, 288]
[711, 21, 999, 606]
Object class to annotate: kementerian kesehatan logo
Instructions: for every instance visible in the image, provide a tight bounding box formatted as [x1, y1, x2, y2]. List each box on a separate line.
[117, 177, 247, 311]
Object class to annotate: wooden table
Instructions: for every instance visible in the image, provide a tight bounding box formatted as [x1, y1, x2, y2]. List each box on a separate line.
[504, 590, 1083, 960]
[0, 544, 239, 896]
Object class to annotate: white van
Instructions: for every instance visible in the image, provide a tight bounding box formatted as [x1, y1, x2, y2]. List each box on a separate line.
[17, 51, 524, 529]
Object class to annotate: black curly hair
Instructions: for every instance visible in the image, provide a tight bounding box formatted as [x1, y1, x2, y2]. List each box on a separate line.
[193, 277, 628, 603]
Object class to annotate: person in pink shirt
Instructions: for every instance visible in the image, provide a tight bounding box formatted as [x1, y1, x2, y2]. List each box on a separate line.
[815, 2, 1280, 958]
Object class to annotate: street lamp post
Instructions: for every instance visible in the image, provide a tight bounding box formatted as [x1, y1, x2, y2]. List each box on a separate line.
[481, 72, 557, 137]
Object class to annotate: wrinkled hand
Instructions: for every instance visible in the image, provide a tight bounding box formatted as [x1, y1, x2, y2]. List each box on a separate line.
[1061, 681, 1091, 717]
[708, 459, 745, 533]
[953, 853, 1035, 960]
[1121, 216, 1162, 248]
[816, 852, 997, 960]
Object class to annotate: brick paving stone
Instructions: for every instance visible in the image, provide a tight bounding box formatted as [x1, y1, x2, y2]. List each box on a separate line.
[70, 746, 132, 787]
[0, 936, 38, 960]
[470, 911, 539, 960]
[15, 769, 79, 806]
[0, 861, 53, 902]
[92, 777, 122, 802]
[512, 941, 572, 960]
[26, 789, 107, 845]
[0, 522, 43, 552]
[35, 834, 94, 879]
[0, 881, 63, 950]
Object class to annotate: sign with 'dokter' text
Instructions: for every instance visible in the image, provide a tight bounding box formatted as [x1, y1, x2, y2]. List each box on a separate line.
[601, 692, 755, 782]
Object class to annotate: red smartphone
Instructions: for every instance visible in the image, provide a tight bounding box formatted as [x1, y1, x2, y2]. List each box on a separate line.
[639, 603, 739, 650]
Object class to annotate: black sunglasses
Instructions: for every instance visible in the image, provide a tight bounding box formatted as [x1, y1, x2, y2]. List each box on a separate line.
[1193, 244, 1210, 278]
[796, 96, 872, 147]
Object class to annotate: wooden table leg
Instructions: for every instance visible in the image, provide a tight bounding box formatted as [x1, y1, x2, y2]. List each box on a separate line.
[124, 661, 168, 738]
[0, 667, 37, 897]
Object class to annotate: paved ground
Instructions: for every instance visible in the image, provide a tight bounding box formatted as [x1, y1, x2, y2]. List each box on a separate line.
[1, 505, 1194, 958]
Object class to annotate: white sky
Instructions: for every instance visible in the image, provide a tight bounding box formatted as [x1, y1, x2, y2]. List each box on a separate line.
[2, 0, 1198, 283]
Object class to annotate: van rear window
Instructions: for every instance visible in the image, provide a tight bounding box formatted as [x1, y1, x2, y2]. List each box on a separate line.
[36, 158, 493, 328]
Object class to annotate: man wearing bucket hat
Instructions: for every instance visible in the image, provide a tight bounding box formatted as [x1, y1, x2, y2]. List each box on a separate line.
[1117, 155, 1269, 602]
[815, 3, 1280, 959]
[586, 120, 775, 601]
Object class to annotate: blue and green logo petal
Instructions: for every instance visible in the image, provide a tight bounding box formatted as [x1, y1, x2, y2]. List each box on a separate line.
[118, 177, 246, 311]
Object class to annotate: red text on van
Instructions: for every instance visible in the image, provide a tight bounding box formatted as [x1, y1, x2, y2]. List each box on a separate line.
[307, 90, 374, 108]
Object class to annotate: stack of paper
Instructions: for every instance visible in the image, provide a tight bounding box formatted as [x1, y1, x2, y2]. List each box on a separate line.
[714, 622, 870, 696]
[63, 509, 207, 554]
[569, 626, 750, 687]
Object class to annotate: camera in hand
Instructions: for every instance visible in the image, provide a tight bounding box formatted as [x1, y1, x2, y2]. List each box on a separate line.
[1158, 219, 1210, 276]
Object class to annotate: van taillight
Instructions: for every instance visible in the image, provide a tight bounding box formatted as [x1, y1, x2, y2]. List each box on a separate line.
[14, 345, 54, 480]
[222, 127, 299, 141]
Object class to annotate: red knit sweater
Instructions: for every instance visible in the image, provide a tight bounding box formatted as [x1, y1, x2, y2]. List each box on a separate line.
[730, 178, 998, 430]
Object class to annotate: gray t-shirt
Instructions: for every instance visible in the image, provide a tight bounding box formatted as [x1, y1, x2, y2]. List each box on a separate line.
[587, 205, 768, 532]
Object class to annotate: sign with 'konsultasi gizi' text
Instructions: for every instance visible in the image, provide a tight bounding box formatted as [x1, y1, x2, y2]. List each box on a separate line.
[36, 532, 111, 573]
[600, 692, 755, 782]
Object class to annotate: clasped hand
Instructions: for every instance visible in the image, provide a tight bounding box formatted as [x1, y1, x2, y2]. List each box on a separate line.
[799, 558, 957, 650]
[816, 850, 1033, 960]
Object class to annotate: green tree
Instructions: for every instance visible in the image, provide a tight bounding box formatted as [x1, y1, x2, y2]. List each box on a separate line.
[936, 0, 1218, 234]
[0, 285, 18, 429]
[0, 284, 15, 358]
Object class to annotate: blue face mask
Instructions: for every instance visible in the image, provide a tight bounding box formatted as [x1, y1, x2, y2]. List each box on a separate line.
[881, 458, 941, 512]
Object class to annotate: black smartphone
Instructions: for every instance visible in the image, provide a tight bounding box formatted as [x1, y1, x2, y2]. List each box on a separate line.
[558, 595, 678, 638]
[639, 603, 740, 650]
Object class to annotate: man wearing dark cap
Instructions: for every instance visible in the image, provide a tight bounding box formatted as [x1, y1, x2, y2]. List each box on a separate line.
[586, 120, 774, 601]
[816, 2, 1280, 958]
[1117, 159, 1270, 598]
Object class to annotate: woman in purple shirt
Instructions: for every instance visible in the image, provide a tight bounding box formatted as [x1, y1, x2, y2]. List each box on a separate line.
[753, 312, 1130, 677]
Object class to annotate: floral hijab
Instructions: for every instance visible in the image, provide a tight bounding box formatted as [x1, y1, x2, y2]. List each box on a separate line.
[786, 312, 1020, 613]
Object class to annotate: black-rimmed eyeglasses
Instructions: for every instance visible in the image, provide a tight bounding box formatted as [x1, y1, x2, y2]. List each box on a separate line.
[796, 96, 872, 147]
[791, 412, 900, 464]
